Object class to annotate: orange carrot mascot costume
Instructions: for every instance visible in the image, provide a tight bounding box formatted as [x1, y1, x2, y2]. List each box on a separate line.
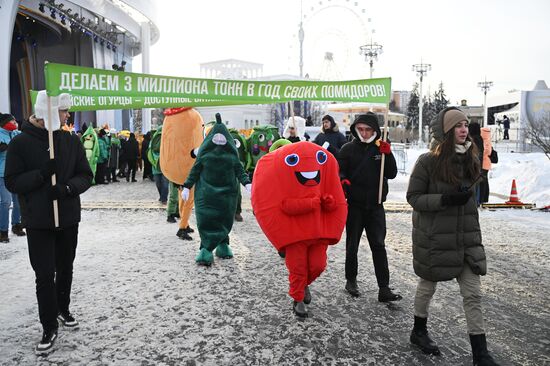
[160, 107, 204, 240]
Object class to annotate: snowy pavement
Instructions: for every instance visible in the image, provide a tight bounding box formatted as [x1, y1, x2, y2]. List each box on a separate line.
[0, 175, 549, 365]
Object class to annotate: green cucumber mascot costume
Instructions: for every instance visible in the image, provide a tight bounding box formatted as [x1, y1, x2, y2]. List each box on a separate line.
[182, 114, 251, 266]
[229, 128, 250, 222]
[81, 126, 99, 184]
[147, 128, 161, 172]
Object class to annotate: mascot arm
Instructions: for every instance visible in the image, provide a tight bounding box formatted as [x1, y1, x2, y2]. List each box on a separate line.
[183, 160, 203, 189]
[321, 194, 337, 211]
[234, 159, 251, 186]
[281, 197, 321, 216]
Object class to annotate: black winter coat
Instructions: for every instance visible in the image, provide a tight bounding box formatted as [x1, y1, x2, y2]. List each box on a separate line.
[406, 152, 486, 281]
[338, 139, 397, 207]
[5, 120, 93, 229]
[124, 137, 139, 161]
[312, 129, 347, 156]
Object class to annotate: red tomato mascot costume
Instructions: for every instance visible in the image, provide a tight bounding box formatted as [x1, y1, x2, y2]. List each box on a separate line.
[251, 141, 347, 318]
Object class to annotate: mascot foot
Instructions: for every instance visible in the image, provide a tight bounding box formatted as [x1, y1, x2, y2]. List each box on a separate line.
[195, 248, 213, 266]
[293, 301, 308, 318]
[304, 286, 312, 305]
[215, 243, 233, 259]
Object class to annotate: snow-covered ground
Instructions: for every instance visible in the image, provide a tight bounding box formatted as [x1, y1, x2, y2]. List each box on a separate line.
[0, 150, 549, 365]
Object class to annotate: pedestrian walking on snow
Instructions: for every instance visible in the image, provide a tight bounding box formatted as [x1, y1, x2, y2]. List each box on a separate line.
[406, 107, 500, 365]
[337, 113, 402, 303]
[5, 92, 93, 353]
[0, 113, 26, 242]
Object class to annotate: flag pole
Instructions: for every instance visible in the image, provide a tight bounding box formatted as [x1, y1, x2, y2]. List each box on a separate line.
[47, 95, 60, 228]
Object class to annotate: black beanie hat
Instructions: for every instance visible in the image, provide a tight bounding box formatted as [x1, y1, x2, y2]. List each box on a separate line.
[0, 113, 15, 127]
[352, 112, 381, 138]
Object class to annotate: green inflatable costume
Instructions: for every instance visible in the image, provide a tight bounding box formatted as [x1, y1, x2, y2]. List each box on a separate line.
[183, 115, 251, 266]
[81, 126, 99, 184]
[147, 128, 161, 172]
[246, 125, 280, 172]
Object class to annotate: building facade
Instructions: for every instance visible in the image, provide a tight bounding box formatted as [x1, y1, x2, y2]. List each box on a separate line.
[1, 0, 159, 131]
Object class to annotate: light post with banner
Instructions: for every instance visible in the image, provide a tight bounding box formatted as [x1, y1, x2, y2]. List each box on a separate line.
[412, 60, 431, 144]
[478, 77, 493, 127]
[359, 41, 383, 79]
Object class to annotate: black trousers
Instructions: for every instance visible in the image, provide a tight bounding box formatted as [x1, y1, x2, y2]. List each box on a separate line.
[143, 158, 152, 180]
[27, 225, 79, 331]
[95, 162, 108, 184]
[345, 204, 390, 288]
[109, 167, 118, 182]
[126, 159, 137, 181]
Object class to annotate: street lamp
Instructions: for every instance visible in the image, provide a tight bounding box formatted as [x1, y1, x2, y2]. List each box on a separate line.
[412, 60, 431, 144]
[359, 41, 383, 79]
[477, 78, 493, 127]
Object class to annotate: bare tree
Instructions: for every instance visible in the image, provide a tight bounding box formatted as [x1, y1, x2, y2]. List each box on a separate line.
[525, 111, 550, 160]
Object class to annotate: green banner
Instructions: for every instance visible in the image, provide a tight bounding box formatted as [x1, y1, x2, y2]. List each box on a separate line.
[44, 63, 391, 111]
[30, 89, 263, 112]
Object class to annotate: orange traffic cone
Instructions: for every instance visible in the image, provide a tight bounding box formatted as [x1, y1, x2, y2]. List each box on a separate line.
[505, 179, 524, 205]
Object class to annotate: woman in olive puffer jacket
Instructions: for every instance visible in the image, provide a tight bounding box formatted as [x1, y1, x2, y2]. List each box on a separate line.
[406, 107, 500, 366]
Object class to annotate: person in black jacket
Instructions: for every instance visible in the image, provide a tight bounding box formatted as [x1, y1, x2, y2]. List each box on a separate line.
[124, 133, 139, 182]
[338, 113, 402, 302]
[141, 131, 152, 181]
[5, 92, 93, 353]
[501, 115, 510, 140]
[312, 114, 347, 156]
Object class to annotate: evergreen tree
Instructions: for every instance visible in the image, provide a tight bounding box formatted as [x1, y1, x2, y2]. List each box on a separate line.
[433, 82, 449, 115]
[422, 94, 437, 129]
[406, 83, 419, 130]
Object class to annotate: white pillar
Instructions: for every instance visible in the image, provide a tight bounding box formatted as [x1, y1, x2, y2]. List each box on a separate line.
[418, 76, 423, 144]
[0, 0, 19, 113]
[482, 92, 487, 128]
[141, 21, 151, 133]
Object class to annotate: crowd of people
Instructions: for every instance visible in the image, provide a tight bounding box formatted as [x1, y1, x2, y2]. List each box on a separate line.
[1, 92, 500, 365]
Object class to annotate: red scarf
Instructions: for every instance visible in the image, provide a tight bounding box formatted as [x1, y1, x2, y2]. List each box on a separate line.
[2, 121, 17, 131]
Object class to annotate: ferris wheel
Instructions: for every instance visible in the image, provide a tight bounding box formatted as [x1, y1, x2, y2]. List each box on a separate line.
[293, 0, 375, 80]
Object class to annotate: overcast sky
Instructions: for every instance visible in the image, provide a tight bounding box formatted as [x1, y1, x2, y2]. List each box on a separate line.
[134, 0, 550, 106]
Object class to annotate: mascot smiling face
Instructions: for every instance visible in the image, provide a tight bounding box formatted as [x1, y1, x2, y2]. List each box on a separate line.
[251, 141, 347, 250]
[247, 125, 280, 171]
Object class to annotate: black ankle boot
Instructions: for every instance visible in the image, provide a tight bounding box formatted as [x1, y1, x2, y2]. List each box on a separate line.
[470, 334, 500, 366]
[12, 223, 26, 237]
[345, 280, 360, 297]
[410, 316, 441, 355]
[293, 301, 308, 318]
[304, 286, 311, 304]
[378, 286, 403, 302]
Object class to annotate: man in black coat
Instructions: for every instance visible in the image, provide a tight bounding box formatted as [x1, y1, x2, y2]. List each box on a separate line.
[502, 115, 510, 140]
[124, 133, 139, 182]
[5, 92, 93, 352]
[141, 131, 152, 181]
[312, 114, 348, 156]
[338, 112, 402, 302]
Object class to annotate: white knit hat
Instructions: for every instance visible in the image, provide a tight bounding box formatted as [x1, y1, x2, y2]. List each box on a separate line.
[34, 90, 71, 130]
[57, 93, 72, 110]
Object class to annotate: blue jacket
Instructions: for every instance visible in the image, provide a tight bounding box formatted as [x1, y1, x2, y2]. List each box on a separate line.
[0, 128, 19, 177]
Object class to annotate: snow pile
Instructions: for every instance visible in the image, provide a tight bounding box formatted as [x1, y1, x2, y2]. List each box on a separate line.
[489, 152, 550, 207]
[390, 148, 550, 207]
